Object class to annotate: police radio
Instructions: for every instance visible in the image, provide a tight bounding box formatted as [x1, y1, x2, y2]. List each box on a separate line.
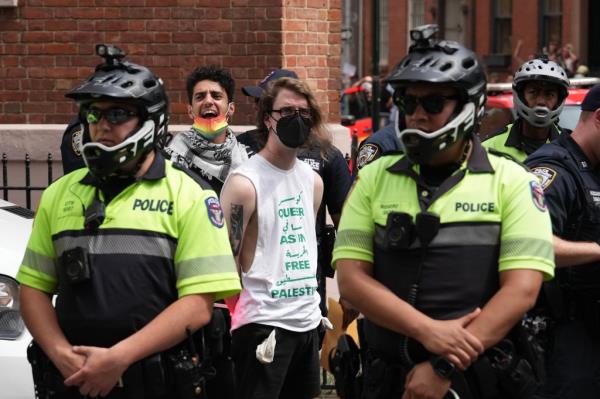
[84, 191, 105, 231]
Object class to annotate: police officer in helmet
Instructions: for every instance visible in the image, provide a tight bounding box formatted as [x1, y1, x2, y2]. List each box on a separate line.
[483, 58, 570, 160]
[17, 44, 240, 398]
[333, 26, 555, 399]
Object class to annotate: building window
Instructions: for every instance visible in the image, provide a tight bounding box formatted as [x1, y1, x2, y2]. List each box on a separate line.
[410, 0, 425, 29]
[541, 0, 562, 49]
[492, 0, 512, 54]
[379, 0, 389, 67]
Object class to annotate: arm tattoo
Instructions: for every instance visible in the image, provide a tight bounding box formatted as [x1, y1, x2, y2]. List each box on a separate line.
[230, 204, 244, 256]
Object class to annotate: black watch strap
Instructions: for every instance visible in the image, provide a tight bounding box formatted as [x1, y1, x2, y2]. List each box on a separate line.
[429, 356, 456, 379]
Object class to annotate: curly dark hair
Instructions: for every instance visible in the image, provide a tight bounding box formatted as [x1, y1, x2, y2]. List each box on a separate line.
[186, 65, 235, 104]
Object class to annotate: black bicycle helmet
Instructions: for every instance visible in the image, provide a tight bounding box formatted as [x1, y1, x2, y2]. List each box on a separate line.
[386, 25, 486, 163]
[65, 44, 169, 178]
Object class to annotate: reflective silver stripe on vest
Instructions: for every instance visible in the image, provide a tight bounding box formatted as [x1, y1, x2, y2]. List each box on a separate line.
[373, 223, 501, 249]
[53, 234, 176, 258]
[422, 223, 501, 248]
[22, 248, 57, 276]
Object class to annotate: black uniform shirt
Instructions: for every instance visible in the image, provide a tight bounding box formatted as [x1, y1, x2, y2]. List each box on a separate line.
[526, 132, 600, 295]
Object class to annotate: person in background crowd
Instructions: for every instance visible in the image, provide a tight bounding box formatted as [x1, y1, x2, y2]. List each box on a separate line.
[163, 65, 248, 195]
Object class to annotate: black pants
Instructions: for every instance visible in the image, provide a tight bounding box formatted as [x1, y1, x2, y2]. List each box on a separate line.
[534, 320, 600, 399]
[231, 324, 321, 399]
[361, 350, 490, 399]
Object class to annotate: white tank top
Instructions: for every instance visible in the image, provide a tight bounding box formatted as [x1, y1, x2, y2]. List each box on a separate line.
[230, 154, 321, 332]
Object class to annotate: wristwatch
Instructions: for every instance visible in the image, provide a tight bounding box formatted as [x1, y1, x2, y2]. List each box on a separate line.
[429, 356, 456, 379]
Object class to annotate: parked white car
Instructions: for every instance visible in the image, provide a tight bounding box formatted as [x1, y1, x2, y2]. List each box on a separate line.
[0, 199, 35, 398]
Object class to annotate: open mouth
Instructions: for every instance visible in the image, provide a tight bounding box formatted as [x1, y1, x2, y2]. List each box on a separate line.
[533, 107, 550, 117]
[201, 109, 219, 119]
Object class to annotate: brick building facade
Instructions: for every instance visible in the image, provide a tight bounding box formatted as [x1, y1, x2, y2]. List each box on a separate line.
[350, 0, 596, 82]
[0, 0, 342, 125]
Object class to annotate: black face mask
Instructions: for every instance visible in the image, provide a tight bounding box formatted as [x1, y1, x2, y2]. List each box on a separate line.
[275, 114, 312, 148]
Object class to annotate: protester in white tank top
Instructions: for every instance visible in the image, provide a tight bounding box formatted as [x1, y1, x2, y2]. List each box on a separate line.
[220, 77, 330, 399]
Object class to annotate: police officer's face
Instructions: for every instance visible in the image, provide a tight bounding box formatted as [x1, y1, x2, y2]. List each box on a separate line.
[404, 84, 459, 133]
[523, 82, 559, 110]
[188, 80, 234, 121]
[87, 101, 140, 147]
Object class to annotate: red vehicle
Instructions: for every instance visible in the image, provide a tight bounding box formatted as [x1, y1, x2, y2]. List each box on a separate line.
[480, 77, 600, 137]
[340, 85, 373, 143]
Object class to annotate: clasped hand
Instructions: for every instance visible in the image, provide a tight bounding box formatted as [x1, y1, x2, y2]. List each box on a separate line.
[62, 346, 128, 398]
[418, 308, 484, 370]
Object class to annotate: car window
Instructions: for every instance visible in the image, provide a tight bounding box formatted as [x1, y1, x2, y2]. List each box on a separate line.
[558, 105, 581, 131]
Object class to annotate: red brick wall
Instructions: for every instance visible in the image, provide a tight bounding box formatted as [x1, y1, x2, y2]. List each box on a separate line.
[0, 1, 342, 125]
[280, 0, 342, 122]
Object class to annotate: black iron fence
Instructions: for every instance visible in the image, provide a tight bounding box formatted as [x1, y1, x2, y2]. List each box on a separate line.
[1, 153, 54, 210]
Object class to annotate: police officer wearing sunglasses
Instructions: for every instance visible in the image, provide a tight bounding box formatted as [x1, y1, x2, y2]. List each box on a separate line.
[333, 25, 555, 399]
[17, 44, 241, 398]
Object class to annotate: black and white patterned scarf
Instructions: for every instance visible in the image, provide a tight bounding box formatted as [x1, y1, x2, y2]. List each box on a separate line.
[164, 128, 248, 182]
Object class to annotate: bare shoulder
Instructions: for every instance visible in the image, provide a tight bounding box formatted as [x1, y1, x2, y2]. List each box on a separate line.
[221, 173, 256, 205]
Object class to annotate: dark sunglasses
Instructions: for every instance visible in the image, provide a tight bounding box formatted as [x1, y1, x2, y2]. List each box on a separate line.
[271, 107, 312, 119]
[398, 94, 459, 115]
[84, 107, 138, 125]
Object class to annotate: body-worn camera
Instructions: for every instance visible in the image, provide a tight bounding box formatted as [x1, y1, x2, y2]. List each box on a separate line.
[60, 247, 91, 285]
[85, 197, 106, 231]
[383, 212, 415, 250]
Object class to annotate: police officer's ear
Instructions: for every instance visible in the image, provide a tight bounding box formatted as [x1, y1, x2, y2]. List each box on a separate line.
[594, 109, 600, 127]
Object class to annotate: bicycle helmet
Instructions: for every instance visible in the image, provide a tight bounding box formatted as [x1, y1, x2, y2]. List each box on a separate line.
[65, 44, 169, 177]
[512, 58, 569, 127]
[386, 25, 486, 163]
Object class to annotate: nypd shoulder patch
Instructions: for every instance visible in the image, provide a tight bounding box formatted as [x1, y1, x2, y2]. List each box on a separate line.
[530, 166, 557, 191]
[529, 180, 547, 212]
[205, 197, 224, 228]
[71, 126, 84, 157]
[357, 143, 380, 169]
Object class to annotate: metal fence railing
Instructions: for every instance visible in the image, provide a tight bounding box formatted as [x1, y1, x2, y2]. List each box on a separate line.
[2, 153, 54, 210]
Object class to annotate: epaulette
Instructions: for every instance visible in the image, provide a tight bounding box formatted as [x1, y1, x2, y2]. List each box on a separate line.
[171, 160, 213, 191]
[487, 147, 529, 171]
[481, 124, 510, 142]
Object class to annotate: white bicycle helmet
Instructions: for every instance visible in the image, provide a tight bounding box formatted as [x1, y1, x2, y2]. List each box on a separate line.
[512, 59, 569, 128]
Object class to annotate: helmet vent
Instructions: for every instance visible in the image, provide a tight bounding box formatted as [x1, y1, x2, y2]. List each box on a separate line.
[143, 79, 157, 89]
[440, 62, 452, 72]
[462, 58, 475, 69]
[121, 81, 134, 88]
[402, 57, 412, 67]
[419, 57, 433, 66]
